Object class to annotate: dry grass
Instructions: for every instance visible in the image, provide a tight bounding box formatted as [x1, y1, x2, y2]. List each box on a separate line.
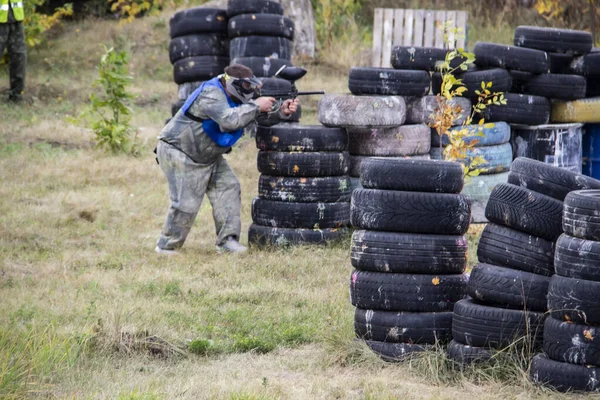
[0, 9, 593, 400]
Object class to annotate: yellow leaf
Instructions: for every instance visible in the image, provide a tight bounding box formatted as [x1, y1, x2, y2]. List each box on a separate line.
[584, 329, 594, 341]
[432, 277, 440, 285]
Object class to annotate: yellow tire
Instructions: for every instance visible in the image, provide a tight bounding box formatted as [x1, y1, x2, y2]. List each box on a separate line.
[552, 97, 600, 123]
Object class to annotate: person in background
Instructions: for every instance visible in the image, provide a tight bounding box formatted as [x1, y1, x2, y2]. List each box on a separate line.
[0, 0, 26, 102]
[155, 64, 299, 255]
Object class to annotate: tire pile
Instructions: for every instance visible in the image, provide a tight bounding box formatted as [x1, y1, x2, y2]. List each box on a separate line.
[227, 0, 294, 78]
[448, 157, 600, 365]
[531, 190, 600, 392]
[169, 7, 230, 116]
[248, 124, 351, 247]
[349, 158, 470, 361]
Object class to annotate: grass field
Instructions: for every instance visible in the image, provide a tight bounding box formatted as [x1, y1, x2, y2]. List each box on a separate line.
[0, 8, 595, 400]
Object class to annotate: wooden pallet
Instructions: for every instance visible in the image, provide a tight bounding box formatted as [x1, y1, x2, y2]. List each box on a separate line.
[372, 8, 468, 68]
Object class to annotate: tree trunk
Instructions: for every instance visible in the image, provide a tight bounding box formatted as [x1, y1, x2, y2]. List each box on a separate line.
[280, 0, 316, 59]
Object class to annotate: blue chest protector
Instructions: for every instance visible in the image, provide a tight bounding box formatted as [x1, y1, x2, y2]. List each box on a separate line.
[180, 77, 244, 148]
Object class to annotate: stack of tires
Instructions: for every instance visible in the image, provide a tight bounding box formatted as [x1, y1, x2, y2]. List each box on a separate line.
[448, 157, 600, 365]
[169, 7, 230, 116]
[349, 158, 470, 361]
[507, 27, 591, 172]
[248, 124, 351, 247]
[531, 190, 600, 392]
[227, 0, 294, 78]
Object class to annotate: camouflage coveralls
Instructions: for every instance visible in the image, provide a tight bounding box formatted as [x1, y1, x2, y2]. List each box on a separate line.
[0, 2, 26, 99]
[156, 82, 288, 250]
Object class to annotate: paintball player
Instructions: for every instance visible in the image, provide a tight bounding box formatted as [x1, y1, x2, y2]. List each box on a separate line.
[0, 0, 26, 102]
[155, 64, 299, 255]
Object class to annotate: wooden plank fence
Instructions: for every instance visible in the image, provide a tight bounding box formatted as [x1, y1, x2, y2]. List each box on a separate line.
[372, 8, 468, 68]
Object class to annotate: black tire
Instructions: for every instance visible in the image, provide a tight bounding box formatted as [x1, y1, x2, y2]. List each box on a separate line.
[461, 68, 513, 99]
[364, 340, 427, 362]
[544, 316, 600, 366]
[257, 151, 348, 177]
[173, 56, 230, 84]
[171, 99, 185, 117]
[555, 233, 600, 282]
[474, 42, 549, 74]
[229, 36, 293, 60]
[485, 183, 564, 241]
[169, 34, 229, 64]
[350, 270, 467, 312]
[258, 175, 351, 203]
[588, 76, 600, 98]
[571, 52, 600, 76]
[390, 46, 449, 71]
[406, 96, 471, 125]
[509, 70, 533, 94]
[523, 74, 587, 101]
[477, 223, 555, 276]
[482, 93, 550, 125]
[432, 122, 511, 147]
[348, 124, 430, 156]
[226, 0, 283, 17]
[359, 158, 464, 193]
[530, 354, 600, 393]
[351, 189, 471, 235]
[348, 68, 430, 97]
[548, 52, 574, 74]
[430, 143, 513, 175]
[257, 77, 291, 94]
[318, 95, 407, 128]
[564, 190, 600, 241]
[233, 57, 291, 78]
[467, 263, 550, 312]
[354, 308, 453, 344]
[514, 26, 593, 55]
[248, 224, 348, 247]
[508, 157, 600, 201]
[256, 125, 347, 152]
[548, 275, 600, 325]
[251, 198, 349, 229]
[447, 340, 494, 365]
[347, 154, 430, 177]
[351, 230, 467, 274]
[452, 299, 545, 348]
[228, 14, 294, 40]
[169, 7, 228, 38]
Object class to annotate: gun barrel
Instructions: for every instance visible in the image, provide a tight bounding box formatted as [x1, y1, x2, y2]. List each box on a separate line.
[297, 91, 326, 96]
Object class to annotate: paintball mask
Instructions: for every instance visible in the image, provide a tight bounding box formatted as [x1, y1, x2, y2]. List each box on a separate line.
[223, 73, 262, 103]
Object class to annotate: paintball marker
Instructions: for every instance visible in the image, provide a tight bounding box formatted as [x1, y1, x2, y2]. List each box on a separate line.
[256, 65, 325, 113]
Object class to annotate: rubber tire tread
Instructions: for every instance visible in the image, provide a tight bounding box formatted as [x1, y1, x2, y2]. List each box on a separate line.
[474, 42, 550, 73]
[452, 299, 545, 348]
[319, 94, 407, 128]
[173, 56, 229, 84]
[350, 230, 467, 274]
[467, 263, 550, 311]
[256, 125, 347, 152]
[548, 275, 600, 325]
[233, 57, 291, 78]
[351, 189, 472, 235]
[257, 151, 348, 177]
[485, 183, 564, 241]
[508, 157, 600, 201]
[169, 34, 229, 64]
[563, 190, 600, 241]
[390, 46, 449, 71]
[477, 223, 555, 276]
[364, 340, 427, 362]
[258, 175, 351, 203]
[524, 73, 587, 101]
[431, 122, 511, 147]
[251, 198, 349, 229]
[348, 68, 430, 97]
[530, 354, 600, 392]
[226, 0, 283, 17]
[248, 224, 348, 247]
[348, 124, 430, 157]
[350, 270, 467, 312]
[169, 7, 228, 38]
[447, 340, 494, 365]
[555, 233, 600, 281]
[354, 308, 453, 344]
[359, 158, 464, 193]
[348, 155, 431, 178]
[514, 26, 593, 55]
[229, 36, 292, 60]
[482, 93, 550, 125]
[543, 316, 600, 366]
[430, 143, 513, 175]
[228, 14, 294, 40]
[461, 68, 513, 99]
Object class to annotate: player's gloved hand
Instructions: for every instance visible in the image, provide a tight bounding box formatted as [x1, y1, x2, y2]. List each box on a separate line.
[281, 98, 300, 115]
[254, 96, 276, 113]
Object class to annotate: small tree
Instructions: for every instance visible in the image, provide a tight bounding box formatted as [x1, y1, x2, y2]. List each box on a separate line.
[430, 25, 507, 177]
[80, 46, 138, 154]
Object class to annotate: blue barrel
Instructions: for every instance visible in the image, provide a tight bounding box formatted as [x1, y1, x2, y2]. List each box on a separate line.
[512, 123, 583, 173]
[583, 124, 600, 179]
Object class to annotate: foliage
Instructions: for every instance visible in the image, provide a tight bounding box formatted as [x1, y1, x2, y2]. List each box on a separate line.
[23, 0, 73, 48]
[109, 0, 183, 22]
[78, 46, 138, 154]
[430, 24, 506, 177]
[534, 0, 599, 39]
[311, 0, 364, 48]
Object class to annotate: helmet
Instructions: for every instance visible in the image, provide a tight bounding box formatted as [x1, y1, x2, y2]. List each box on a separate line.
[222, 73, 262, 103]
